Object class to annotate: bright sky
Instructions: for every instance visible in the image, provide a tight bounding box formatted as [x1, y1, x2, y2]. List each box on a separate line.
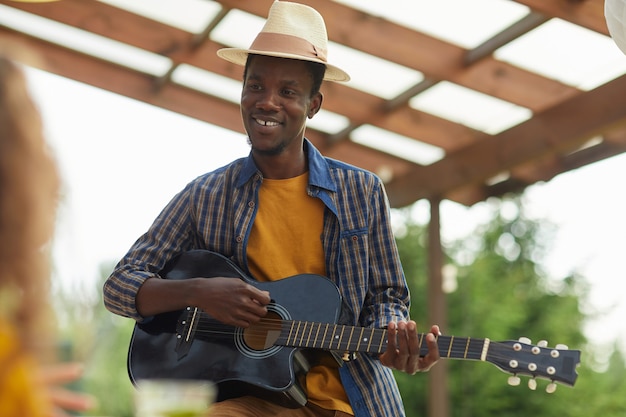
[25, 63, 626, 366]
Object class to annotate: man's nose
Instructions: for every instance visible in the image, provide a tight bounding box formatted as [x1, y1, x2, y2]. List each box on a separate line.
[256, 90, 281, 110]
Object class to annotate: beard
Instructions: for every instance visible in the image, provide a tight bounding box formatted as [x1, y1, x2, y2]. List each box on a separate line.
[247, 136, 288, 156]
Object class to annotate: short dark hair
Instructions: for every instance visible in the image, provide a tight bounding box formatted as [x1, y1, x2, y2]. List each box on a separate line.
[243, 54, 325, 97]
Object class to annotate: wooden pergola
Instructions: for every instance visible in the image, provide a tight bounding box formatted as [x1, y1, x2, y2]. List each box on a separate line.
[1, 1, 622, 415]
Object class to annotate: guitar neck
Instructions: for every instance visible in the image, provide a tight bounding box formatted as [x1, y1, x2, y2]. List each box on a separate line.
[276, 320, 489, 361]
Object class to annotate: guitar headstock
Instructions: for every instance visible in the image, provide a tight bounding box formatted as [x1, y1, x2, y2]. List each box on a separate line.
[486, 337, 581, 393]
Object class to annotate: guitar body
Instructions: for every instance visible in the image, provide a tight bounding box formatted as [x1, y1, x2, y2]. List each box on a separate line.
[127, 250, 344, 408]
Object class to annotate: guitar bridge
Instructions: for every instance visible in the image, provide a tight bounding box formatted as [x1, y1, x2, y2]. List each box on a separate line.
[175, 306, 200, 360]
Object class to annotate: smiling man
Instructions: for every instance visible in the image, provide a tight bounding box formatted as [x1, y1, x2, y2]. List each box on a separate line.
[103, 2, 440, 417]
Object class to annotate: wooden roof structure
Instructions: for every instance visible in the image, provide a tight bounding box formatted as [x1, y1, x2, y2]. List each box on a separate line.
[1, 0, 625, 209]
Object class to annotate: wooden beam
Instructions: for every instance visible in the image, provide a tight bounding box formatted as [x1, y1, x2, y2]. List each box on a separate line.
[386, 74, 626, 207]
[427, 196, 450, 417]
[513, 0, 609, 35]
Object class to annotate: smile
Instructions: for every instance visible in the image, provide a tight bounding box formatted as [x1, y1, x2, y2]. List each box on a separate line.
[254, 118, 280, 127]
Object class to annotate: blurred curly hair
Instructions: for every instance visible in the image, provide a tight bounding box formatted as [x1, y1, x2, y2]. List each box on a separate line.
[0, 42, 60, 357]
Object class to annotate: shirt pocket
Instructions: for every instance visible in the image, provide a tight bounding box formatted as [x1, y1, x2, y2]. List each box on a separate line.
[338, 227, 369, 307]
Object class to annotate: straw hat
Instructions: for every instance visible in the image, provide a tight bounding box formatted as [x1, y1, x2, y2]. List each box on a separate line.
[217, 1, 350, 82]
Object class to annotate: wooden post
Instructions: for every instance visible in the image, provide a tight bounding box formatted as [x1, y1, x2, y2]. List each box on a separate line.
[427, 196, 450, 417]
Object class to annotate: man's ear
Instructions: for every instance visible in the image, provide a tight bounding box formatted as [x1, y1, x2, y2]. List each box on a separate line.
[308, 92, 323, 119]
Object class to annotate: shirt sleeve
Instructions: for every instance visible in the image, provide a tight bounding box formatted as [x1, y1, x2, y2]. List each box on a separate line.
[102, 182, 198, 321]
[362, 178, 411, 329]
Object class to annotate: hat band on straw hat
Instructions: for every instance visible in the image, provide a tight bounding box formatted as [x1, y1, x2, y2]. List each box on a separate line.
[250, 32, 328, 63]
[216, 1, 350, 81]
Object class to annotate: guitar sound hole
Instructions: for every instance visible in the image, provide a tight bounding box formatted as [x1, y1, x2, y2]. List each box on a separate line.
[243, 311, 282, 351]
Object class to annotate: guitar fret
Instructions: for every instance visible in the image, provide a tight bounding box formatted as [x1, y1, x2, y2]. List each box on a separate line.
[447, 335, 454, 358]
[330, 325, 338, 350]
[378, 329, 386, 353]
[366, 328, 375, 352]
[336, 325, 345, 350]
[295, 321, 303, 346]
[464, 337, 471, 359]
[285, 321, 295, 346]
[355, 327, 365, 351]
[306, 323, 314, 346]
[313, 323, 321, 348]
[346, 326, 355, 351]
[298, 321, 307, 346]
[323, 324, 330, 349]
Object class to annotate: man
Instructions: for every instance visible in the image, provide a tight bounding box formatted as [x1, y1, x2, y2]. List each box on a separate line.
[103, 2, 440, 416]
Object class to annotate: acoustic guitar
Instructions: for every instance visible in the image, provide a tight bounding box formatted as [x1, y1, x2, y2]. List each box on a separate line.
[127, 250, 581, 408]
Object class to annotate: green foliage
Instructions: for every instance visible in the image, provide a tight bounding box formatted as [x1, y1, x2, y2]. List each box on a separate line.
[55, 262, 136, 417]
[394, 197, 626, 417]
[81, 312, 135, 417]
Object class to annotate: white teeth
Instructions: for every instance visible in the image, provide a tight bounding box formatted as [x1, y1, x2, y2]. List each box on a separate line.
[255, 118, 279, 126]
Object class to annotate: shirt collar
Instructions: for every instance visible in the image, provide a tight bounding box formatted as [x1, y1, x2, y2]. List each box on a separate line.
[305, 139, 336, 193]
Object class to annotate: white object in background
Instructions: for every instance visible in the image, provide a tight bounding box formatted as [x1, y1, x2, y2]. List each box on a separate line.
[134, 379, 216, 417]
[606, 0, 626, 55]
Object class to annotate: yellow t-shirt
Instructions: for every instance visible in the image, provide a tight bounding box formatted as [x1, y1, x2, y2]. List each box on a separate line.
[247, 172, 353, 415]
[0, 318, 50, 417]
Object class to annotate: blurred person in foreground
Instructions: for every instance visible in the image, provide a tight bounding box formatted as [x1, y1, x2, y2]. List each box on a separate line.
[0, 42, 95, 417]
[103, 2, 440, 416]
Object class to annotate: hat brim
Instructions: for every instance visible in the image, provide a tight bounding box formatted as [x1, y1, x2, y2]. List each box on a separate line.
[217, 47, 351, 83]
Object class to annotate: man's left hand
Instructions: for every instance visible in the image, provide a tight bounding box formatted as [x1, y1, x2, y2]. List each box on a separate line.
[379, 322, 440, 374]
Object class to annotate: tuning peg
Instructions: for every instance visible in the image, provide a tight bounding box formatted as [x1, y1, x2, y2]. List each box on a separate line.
[508, 375, 521, 386]
[538, 340, 548, 347]
[555, 343, 568, 350]
[518, 337, 531, 344]
[546, 382, 557, 394]
[528, 378, 537, 391]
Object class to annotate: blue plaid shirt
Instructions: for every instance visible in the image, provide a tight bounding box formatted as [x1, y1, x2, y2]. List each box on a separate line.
[104, 140, 412, 417]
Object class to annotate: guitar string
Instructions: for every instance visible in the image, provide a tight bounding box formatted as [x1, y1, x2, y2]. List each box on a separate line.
[187, 316, 528, 353]
[177, 326, 567, 380]
[171, 316, 561, 369]
[177, 325, 562, 378]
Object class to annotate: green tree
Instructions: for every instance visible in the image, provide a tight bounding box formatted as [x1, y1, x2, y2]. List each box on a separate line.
[394, 197, 626, 417]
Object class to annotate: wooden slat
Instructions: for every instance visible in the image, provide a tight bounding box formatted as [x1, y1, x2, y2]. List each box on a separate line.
[513, 0, 609, 35]
[386, 74, 626, 206]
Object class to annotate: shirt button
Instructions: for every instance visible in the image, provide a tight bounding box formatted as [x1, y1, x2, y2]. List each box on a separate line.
[352, 235, 359, 241]
[248, 201, 255, 208]
[236, 235, 243, 243]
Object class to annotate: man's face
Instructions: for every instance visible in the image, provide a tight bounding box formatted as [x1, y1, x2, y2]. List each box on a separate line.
[241, 55, 322, 156]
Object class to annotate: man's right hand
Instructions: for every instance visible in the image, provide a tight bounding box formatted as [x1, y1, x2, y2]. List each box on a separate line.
[188, 277, 271, 327]
[135, 276, 271, 328]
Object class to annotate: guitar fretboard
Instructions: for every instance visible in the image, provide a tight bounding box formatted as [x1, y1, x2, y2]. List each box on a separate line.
[276, 320, 489, 361]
